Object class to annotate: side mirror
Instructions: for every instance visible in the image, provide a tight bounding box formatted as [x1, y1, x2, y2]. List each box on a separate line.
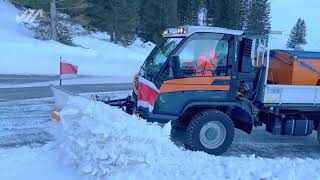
[169, 55, 180, 78]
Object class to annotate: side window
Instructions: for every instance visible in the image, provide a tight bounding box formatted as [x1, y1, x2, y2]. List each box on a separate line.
[178, 39, 229, 77]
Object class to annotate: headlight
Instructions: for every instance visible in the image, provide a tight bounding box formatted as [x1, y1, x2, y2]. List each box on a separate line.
[162, 30, 169, 36]
[177, 27, 188, 34]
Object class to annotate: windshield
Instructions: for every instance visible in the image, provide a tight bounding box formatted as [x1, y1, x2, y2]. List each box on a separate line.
[139, 38, 183, 81]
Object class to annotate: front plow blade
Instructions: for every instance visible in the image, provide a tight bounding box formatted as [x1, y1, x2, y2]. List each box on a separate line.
[50, 86, 76, 122]
[50, 86, 135, 122]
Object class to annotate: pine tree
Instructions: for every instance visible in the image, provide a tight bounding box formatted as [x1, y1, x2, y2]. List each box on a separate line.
[12, 0, 74, 45]
[177, 0, 201, 25]
[205, 0, 241, 29]
[218, 0, 240, 29]
[57, 0, 90, 28]
[26, 12, 73, 45]
[239, 0, 250, 30]
[139, 0, 178, 43]
[246, 0, 271, 35]
[86, 0, 138, 46]
[10, 0, 50, 10]
[287, 18, 307, 50]
[204, 0, 217, 26]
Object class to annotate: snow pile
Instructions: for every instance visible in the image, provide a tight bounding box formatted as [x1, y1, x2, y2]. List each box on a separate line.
[0, 1, 152, 76]
[58, 96, 320, 179]
[58, 96, 178, 178]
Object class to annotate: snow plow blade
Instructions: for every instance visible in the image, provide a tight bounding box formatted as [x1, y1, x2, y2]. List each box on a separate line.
[50, 86, 76, 122]
[50, 86, 135, 122]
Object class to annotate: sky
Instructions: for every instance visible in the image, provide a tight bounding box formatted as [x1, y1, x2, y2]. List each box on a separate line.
[270, 0, 320, 51]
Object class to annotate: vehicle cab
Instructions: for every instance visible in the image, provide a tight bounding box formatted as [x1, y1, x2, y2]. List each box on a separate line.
[133, 26, 258, 123]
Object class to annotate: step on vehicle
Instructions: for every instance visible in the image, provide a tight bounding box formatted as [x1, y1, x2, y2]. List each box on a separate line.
[52, 26, 320, 155]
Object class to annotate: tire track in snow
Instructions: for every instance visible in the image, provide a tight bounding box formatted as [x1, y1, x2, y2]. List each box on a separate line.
[0, 98, 54, 147]
[226, 128, 320, 159]
[0, 91, 131, 148]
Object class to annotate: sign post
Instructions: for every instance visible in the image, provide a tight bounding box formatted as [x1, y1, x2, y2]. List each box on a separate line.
[59, 57, 62, 86]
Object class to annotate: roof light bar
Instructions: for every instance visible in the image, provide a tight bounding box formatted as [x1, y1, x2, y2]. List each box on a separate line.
[177, 27, 188, 34]
[162, 29, 170, 36]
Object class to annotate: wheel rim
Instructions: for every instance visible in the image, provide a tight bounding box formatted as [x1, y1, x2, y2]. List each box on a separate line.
[199, 121, 227, 149]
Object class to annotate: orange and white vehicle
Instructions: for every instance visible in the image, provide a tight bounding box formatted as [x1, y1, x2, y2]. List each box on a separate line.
[52, 26, 320, 155]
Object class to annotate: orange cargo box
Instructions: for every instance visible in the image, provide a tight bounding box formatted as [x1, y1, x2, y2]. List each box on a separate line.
[268, 50, 320, 86]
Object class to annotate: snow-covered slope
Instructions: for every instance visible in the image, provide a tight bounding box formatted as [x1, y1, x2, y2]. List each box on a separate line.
[0, 1, 153, 76]
[54, 96, 320, 179]
[1, 0, 319, 77]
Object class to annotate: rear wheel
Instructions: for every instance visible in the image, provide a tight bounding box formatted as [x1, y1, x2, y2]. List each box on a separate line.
[186, 110, 234, 155]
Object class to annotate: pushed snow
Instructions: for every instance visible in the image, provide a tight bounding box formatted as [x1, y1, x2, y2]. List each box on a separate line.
[58, 96, 320, 179]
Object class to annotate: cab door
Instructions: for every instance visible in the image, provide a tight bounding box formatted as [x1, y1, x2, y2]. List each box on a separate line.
[154, 33, 238, 115]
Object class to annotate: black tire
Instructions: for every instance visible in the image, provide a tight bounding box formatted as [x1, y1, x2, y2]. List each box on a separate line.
[186, 110, 234, 155]
[170, 125, 187, 147]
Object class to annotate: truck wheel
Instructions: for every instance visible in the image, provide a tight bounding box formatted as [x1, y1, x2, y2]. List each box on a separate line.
[170, 126, 186, 147]
[186, 110, 234, 155]
[317, 125, 320, 144]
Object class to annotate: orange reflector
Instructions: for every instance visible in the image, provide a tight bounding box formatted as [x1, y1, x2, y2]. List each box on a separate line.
[51, 108, 61, 122]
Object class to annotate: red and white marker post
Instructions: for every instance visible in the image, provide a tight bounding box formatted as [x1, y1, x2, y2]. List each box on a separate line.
[59, 57, 78, 86]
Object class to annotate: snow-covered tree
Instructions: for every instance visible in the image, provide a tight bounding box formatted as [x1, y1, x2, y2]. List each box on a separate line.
[287, 18, 307, 50]
[27, 12, 73, 45]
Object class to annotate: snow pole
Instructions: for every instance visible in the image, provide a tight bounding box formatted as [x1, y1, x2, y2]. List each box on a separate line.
[59, 57, 62, 86]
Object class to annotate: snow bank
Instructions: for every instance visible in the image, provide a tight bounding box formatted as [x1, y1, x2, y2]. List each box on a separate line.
[58, 96, 320, 180]
[0, 1, 152, 76]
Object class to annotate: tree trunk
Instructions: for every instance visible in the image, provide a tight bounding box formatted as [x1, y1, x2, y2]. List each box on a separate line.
[50, 0, 58, 41]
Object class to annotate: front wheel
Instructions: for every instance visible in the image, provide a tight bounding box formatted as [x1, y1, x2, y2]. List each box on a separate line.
[186, 110, 234, 155]
[170, 126, 186, 147]
[317, 127, 320, 144]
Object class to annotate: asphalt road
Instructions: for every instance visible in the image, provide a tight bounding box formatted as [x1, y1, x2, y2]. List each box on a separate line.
[0, 74, 132, 101]
[0, 74, 60, 84]
[0, 83, 132, 102]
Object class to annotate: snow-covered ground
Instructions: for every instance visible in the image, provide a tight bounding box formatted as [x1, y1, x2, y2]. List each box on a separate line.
[0, 144, 83, 180]
[1, 91, 320, 180]
[1, 0, 320, 179]
[0, 1, 153, 77]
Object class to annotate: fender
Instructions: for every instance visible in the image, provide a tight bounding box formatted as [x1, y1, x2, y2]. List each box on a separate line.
[181, 101, 254, 133]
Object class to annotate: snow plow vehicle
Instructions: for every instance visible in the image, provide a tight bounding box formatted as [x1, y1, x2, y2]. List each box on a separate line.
[52, 26, 320, 155]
